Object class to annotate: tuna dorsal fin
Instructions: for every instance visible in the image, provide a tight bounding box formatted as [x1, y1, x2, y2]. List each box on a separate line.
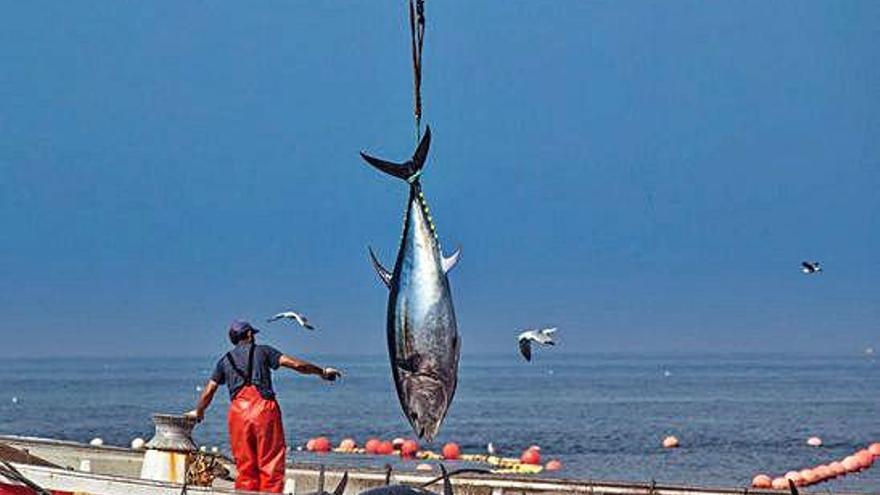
[440, 464, 453, 495]
[441, 247, 461, 273]
[368, 247, 392, 289]
[333, 472, 348, 495]
[383, 464, 393, 485]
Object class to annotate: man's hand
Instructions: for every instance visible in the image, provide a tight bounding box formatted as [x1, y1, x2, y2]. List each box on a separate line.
[321, 367, 342, 382]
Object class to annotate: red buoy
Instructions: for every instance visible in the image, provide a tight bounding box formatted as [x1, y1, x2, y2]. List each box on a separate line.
[365, 438, 381, 454]
[842, 456, 860, 472]
[829, 461, 846, 477]
[855, 450, 874, 469]
[400, 439, 419, 458]
[442, 442, 461, 460]
[751, 475, 772, 489]
[520, 448, 541, 465]
[783, 471, 803, 486]
[814, 464, 833, 480]
[798, 469, 817, 485]
[378, 441, 395, 455]
[313, 437, 331, 453]
[545, 460, 563, 472]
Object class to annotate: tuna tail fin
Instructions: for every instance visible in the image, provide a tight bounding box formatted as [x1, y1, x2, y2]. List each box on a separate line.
[360, 126, 431, 184]
[333, 472, 348, 495]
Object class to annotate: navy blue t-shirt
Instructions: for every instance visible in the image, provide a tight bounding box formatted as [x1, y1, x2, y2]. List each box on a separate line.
[211, 343, 283, 400]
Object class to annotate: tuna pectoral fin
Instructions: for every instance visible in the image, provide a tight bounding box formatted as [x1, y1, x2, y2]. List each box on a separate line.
[360, 126, 431, 183]
[442, 247, 461, 273]
[368, 247, 393, 288]
[396, 355, 419, 373]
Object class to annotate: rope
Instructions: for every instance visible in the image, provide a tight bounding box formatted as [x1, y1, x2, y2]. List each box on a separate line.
[408, 0, 426, 141]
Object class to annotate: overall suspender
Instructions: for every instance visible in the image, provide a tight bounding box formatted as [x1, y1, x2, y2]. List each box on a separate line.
[226, 344, 256, 388]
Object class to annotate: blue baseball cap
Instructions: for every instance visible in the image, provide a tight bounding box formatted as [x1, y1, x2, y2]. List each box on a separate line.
[228, 319, 259, 342]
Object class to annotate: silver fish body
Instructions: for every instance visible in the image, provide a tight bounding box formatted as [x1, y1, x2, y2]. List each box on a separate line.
[362, 127, 461, 440]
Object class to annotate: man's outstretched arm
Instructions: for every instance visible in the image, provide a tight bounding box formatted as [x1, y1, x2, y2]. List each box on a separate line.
[278, 355, 341, 381]
[188, 379, 219, 421]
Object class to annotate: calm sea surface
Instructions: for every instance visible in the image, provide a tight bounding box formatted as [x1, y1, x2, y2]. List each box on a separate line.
[1, 354, 878, 491]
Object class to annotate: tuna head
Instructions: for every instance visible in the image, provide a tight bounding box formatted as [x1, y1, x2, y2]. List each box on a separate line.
[399, 369, 454, 441]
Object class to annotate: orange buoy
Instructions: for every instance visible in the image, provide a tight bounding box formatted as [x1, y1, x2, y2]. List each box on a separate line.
[798, 469, 817, 485]
[313, 437, 331, 453]
[751, 474, 772, 488]
[365, 438, 381, 454]
[306, 438, 317, 452]
[814, 464, 832, 480]
[442, 442, 461, 460]
[377, 441, 395, 455]
[855, 449, 874, 469]
[806, 436, 823, 447]
[662, 436, 679, 449]
[783, 471, 803, 486]
[338, 438, 357, 452]
[869, 443, 880, 456]
[545, 460, 563, 472]
[520, 448, 541, 465]
[842, 455, 860, 472]
[771, 477, 788, 490]
[400, 439, 419, 458]
[829, 461, 846, 477]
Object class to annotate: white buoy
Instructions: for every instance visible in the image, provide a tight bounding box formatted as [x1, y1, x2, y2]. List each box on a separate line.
[195, 385, 203, 392]
[663, 370, 672, 377]
[210, 446, 219, 454]
[807, 436, 823, 447]
[11, 396, 18, 404]
[131, 438, 146, 450]
[90, 438, 104, 447]
[662, 435, 680, 448]
[199, 445, 207, 452]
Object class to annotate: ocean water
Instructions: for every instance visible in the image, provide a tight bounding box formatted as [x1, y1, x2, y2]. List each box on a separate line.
[1, 353, 878, 492]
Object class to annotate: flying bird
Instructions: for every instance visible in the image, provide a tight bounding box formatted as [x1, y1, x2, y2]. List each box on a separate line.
[267, 311, 315, 330]
[517, 327, 557, 362]
[801, 261, 822, 274]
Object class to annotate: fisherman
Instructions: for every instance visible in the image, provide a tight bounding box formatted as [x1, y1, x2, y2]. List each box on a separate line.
[188, 320, 341, 493]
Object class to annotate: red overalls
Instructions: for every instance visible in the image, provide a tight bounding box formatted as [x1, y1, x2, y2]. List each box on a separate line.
[226, 345, 287, 493]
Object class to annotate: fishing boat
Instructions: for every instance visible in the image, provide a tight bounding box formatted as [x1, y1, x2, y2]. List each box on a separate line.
[3, 434, 862, 495]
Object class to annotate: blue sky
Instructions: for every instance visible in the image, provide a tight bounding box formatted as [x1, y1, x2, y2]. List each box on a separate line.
[1, 2, 877, 358]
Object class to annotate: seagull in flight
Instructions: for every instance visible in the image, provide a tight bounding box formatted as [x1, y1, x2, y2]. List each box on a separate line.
[267, 310, 315, 330]
[517, 327, 557, 362]
[801, 261, 822, 274]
